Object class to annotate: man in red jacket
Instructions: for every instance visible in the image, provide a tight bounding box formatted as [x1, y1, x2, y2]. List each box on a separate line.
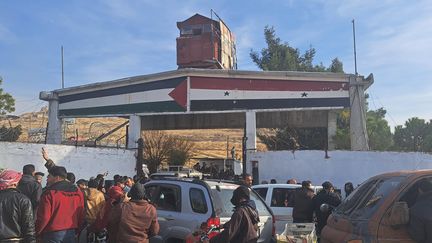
[36, 166, 85, 242]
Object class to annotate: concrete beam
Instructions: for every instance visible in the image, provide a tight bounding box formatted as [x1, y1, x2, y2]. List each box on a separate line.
[350, 75, 370, 151]
[140, 110, 330, 130]
[327, 110, 337, 150]
[41, 92, 62, 144]
[127, 115, 141, 149]
[245, 111, 257, 174]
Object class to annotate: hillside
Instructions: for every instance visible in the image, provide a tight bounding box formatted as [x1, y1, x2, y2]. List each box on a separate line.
[0, 108, 267, 159]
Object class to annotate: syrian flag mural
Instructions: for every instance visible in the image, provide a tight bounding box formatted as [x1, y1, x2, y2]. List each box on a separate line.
[58, 75, 349, 117]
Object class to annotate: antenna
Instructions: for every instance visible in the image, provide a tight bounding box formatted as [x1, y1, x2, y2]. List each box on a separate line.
[352, 19, 358, 76]
[61, 46, 65, 88]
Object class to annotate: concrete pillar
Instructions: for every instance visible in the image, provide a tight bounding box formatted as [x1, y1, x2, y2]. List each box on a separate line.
[349, 75, 370, 151]
[327, 110, 337, 150]
[127, 115, 141, 149]
[40, 92, 62, 144]
[245, 111, 257, 174]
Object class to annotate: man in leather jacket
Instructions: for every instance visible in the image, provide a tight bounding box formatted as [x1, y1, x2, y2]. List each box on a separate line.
[17, 164, 42, 214]
[0, 169, 36, 243]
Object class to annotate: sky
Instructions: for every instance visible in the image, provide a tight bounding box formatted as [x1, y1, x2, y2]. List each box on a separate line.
[1, 0, 431, 128]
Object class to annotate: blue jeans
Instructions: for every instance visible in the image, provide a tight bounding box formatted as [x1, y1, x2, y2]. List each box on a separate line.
[42, 229, 76, 243]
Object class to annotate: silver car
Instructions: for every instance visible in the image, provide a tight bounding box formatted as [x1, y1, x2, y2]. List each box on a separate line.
[146, 178, 276, 243]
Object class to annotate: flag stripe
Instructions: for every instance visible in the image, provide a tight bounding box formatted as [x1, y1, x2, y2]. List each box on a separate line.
[59, 77, 186, 103]
[58, 101, 184, 117]
[190, 98, 349, 111]
[59, 88, 173, 110]
[190, 89, 348, 100]
[190, 76, 349, 91]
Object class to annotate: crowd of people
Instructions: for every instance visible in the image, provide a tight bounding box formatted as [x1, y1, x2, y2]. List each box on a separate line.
[193, 162, 235, 180]
[3, 150, 431, 243]
[0, 148, 159, 243]
[248, 174, 343, 237]
[0, 152, 349, 243]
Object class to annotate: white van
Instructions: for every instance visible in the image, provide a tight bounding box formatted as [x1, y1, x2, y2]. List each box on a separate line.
[252, 184, 323, 234]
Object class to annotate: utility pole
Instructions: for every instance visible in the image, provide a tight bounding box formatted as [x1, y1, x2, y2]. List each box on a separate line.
[352, 19, 358, 76]
[61, 46, 65, 88]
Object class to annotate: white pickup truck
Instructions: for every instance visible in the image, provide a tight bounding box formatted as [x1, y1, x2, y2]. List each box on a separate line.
[252, 183, 322, 234]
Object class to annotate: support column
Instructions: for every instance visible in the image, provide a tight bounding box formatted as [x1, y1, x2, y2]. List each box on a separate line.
[327, 110, 337, 150]
[127, 115, 141, 149]
[40, 92, 62, 144]
[245, 111, 257, 174]
[350, 75, 370, 151]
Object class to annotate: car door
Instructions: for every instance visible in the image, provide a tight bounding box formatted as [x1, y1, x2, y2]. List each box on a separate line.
[146, 182, 211, 241]
[146, 183, 184, 238]
[269, 187, 296, 234]
[377, 176, 432, 243]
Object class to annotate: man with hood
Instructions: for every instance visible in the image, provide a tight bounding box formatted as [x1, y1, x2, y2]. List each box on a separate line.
[85, 179, 105, 225]
[313, 181, 341, 235]
[344, 182, 354, 198]
[36, 166, 85, 242]
[289, 180, 315, 223]
[108, 183, 159, 243]
[210, 186, 260, 243]
[0, 169, 36, 243]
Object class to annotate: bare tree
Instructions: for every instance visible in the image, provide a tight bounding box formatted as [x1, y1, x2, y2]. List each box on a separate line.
[141, 131, 195, 174]
[168, 137, 195, 166]
[142, 131, 175, 174]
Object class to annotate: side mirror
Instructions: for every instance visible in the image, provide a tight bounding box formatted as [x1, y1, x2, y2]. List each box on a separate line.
[320, 203, 330, 213]
[388, 201, 409, 227]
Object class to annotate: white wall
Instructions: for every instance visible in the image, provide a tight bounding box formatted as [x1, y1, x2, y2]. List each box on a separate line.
[252, 150, 432, 190]
[0, 142, 136, 184]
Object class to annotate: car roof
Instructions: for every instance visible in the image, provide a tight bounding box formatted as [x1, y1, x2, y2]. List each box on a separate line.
[370, 169, 432, 178]
[146, 177, 241, 188]
[252, 183, 301, 189]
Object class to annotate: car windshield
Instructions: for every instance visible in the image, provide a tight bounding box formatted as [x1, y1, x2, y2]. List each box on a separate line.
[211, 186, 271, 218]
[335, 176, 405, 219]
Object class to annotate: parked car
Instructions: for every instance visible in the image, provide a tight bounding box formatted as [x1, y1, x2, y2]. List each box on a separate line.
[321, 170, 432, 243]
[145, 178, 276, 243]
[252, 183, 323, 234]
[149, 172, 190, 180]
[150, 166, 202, 180]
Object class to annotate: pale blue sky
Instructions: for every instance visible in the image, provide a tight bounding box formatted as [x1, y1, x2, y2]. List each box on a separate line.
[1, 0, 431, 127]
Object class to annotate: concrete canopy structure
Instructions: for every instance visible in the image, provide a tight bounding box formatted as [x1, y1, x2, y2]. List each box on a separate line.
[40, 68, 373, 173]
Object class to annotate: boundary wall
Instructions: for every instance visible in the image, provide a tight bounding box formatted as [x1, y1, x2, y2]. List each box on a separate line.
[0, 142, 135, 184]
[252, 150, 432, 190]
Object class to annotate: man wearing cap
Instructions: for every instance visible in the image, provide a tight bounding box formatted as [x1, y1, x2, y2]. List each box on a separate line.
[36, 166, 85, 242]
[0, 169, 36, 243]
[313, 181, 341, 236]
[108, 183, 159, 243]
[210, 186, 260, 243]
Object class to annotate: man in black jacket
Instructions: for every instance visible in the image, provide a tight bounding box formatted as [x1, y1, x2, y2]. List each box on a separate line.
[289, 180, 315, 223]
[408, 179, 432, 243]
[313, 181, 341, 236]
[0, 169, 36, 243]
[210, 186, 259, 243]
[17, 164, 42, 213]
